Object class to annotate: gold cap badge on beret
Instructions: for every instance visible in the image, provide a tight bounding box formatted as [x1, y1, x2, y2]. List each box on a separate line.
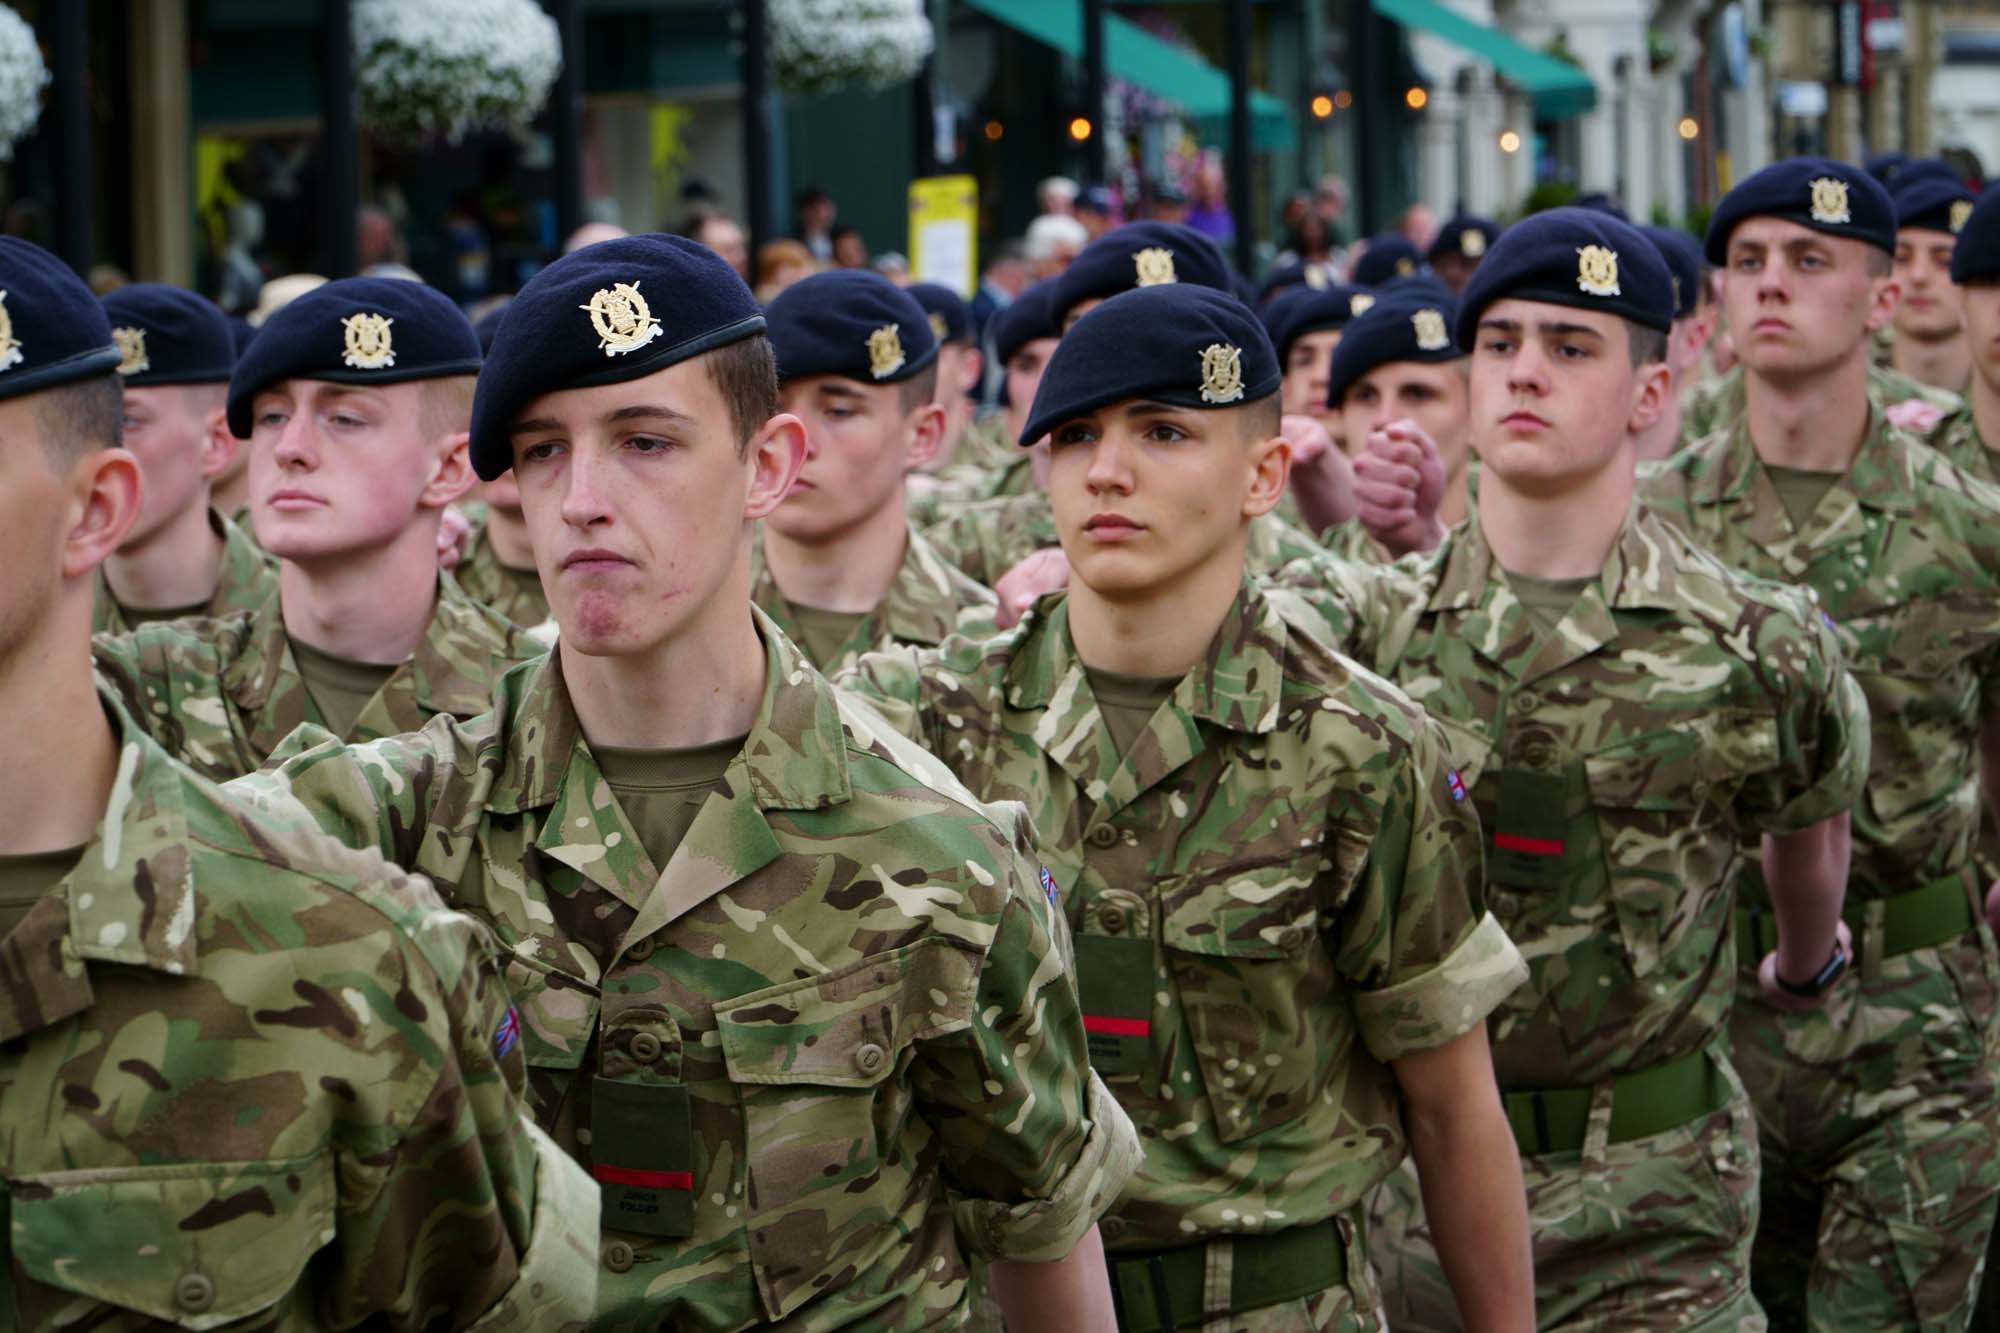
[1576, 245, 1622, 298]
[1952, 199, 1974, 234]
[0, 293, 22, 373]
[1199, 343, 1244, 404]
[1412, 308, 1451, 352]
[112, 326, 149, 376]
[1350, 292, 1376, 317]
[867, 324, 906, 379]
[341, 312, 396, 370]
[1305, 265, 1329, 290]
[928, 311, 949, 341]
[582, 281, 662, 358]
[1134, 247, 1177, 286]
[1809, 177, 1852, 226]
[1461, 228, 1487, 258]
[1395, 257, 1415, 277]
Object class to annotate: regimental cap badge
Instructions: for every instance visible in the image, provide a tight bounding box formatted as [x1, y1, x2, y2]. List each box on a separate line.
[1199, 342, 1244, 404]
[1952, 199, 1974, 234]
[928, 311, 949, 341]
[1350, 292, 1375, 317]
[1305, 265, 1329, 290]
[1576, 245, 1622, 298]
[340, 312, 395, 370]
[1412, 308, 1451, 352]
[112, 326, 149, 376]
[1133, 247, 1177, 286]
[867, 323, 906, 379]
[1461, 228, 1487, 258]
[1809, 176, 1852, 226]
[582, 280, 662, 358]
[1395, 257, 1415, 276]
[0, 292, 22, 373]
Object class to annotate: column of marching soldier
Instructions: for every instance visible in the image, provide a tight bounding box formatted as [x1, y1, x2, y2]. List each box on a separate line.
[8, 151, 2000, 1332]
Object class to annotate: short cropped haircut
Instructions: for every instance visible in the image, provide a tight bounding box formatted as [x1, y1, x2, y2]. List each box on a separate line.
[33, 373, 123, 467]
[1625, 321, 1669, 367]
[420, 374, 478, 442]
[707, 334, 780, 455]
[1865, 247, 1893, 278]
[1240, 390, 1282, 440]
[897, 362, 940, 413]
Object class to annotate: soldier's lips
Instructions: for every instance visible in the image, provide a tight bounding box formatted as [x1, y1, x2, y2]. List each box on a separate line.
[1083, 513, 1144, 540]
[1751, 318, 1791, 335]
[560, 549, 635, 573]
[265, 490, 326, 511]
[1500, 411, 1549, 431]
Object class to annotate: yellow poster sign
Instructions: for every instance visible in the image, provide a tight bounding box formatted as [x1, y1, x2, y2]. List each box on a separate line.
[909, 175, 979, 299]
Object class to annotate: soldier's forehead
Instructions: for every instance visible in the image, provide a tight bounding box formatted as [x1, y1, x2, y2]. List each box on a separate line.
[511, 357, 723, 429]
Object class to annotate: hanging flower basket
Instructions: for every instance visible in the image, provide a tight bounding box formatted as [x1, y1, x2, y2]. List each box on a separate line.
[770, 0, 934, 98]
[353, 0, 563, 143]
[0, 4, 48, 162]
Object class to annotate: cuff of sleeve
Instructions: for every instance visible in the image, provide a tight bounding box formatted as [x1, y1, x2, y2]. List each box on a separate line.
[466, 1121, 601, 1331]
[951, 1071, 1142, 1264]
[1354, 912, 1527, 1063]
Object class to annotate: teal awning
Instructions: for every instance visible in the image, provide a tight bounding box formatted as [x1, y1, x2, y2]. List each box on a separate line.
[962, 0, 1296, 151]
[1372, 0, 1596, 120]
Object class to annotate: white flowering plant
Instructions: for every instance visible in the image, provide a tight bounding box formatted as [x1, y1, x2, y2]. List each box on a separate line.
[770, 0, 933, 97]
[353, 0, 563, 143]
[0, 4, 47, 162]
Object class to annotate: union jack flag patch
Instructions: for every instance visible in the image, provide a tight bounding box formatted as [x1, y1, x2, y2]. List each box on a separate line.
[1447, 770, 1467, 802]
[1040, 866, 1061, 907]
[493, 1006, 521, 1061]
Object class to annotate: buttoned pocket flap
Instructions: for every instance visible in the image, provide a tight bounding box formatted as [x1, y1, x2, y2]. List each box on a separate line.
[11, 1154, 334, 1329]
[717, 936, 979, 1088]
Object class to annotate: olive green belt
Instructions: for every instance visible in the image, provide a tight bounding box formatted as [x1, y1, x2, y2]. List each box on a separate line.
[1501, 1046, 1726, 1158]
[1109, 1216, 1348, 1333]
[1735, 870, 1975, 971]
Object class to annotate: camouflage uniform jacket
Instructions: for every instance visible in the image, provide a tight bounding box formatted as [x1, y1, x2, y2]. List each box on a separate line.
[749, 522, 999, 675]
[1682, 362, 1961, 448]
[1303, 503, 1869, 1088]
[923, 491, 1330, 590]
[455, 525, 552, 631]
[91, 507, 280, 635]
[1926, 405, 2000, 486]
[228, 613, 1140, 1332]
[91, 573, 543, 783]
[842, 580, 1527, 1252]
[907, 419, 1036, 529]
[1641, 411, 2000, 900]
[0, 697, 598, 1330]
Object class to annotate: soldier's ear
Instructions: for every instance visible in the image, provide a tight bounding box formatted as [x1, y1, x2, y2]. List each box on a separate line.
[745, 412, 806, 520]
[199, 403, 238, 484]
[1625, 357, 1673, 438]
[419, 430, 477, 510]
[1863, 273, 1902, 335]
[904, 401, 947, 473]
[63, 447, 142, 580]
[1242, 420, 1290, 520]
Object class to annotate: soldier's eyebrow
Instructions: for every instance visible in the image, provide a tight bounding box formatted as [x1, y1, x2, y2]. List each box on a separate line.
[816, 382, 867, 402]
[509, 404, 696, 437]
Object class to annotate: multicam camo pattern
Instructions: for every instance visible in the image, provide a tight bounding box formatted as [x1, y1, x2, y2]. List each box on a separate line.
[1680, 362, 1961, 451]
[907, 418, 1036, 530]
[91, 574, 543, 782]
[1641, 409, 2000, 1328]
[1370, 1080, 1764, 1333]
[1927, 404, 2000, 485]
[842, 579, 1526, 1257]
[0, 698, 598, 1330]
[749, 523, 1000, 675]
[922, 492, 1333, 591]
[228, 611, 1138, 1332]
[454, 521, 552, 631]
[91, 507, 280, 635]
[1278, 504, 1868, 1086]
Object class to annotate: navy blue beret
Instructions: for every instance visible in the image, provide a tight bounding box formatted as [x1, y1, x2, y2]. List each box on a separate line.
[1256, 260, 1340, 303]
[471, 303, 509, 354]
[1429, 215, 1501, 264]
[1705, 157, 1896, 264]
[1639, 224, 1705, 319]
[1894, 172, 1975, 237]
[1573, 192, 1630, 222]
[991, 280, 1060, 365]
[907, 282, 971, 345]
[228, 277, 480, 439]
[1352, 235, 1422, 288]
[1021, 285, 1279, 445]
[0, 236, 120, 403]
[1455, 209, 1675, 350]
[767, 269, 937, 388]
[101, 284, 235, 386]
[1950, 185, 2000, 283]
[1325, 294, 1462, 409]
[1378, 272, 1454, 305]
[1263, 284, 1373, 363]
[469, 233, 765, 480]
[1891, 158, 1964, 193]
[228, 317, 256, 360]
[1050, 221, 1231, 320]
[1865, 151, 1910, 184]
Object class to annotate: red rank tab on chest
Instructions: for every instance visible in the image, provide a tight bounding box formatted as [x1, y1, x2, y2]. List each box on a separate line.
[1493, 832, 1566, 856]
[594, 1164, 695, 1191]
[1081, 1015, 1151, 1037]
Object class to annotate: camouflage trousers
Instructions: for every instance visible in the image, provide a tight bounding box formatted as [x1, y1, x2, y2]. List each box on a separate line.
[1732, 927, 2000, 1332]
[1368, 1061, 1764, 1332]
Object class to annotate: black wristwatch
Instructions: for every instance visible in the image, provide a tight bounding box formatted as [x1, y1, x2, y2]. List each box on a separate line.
[1774, 939, 1849, 998]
